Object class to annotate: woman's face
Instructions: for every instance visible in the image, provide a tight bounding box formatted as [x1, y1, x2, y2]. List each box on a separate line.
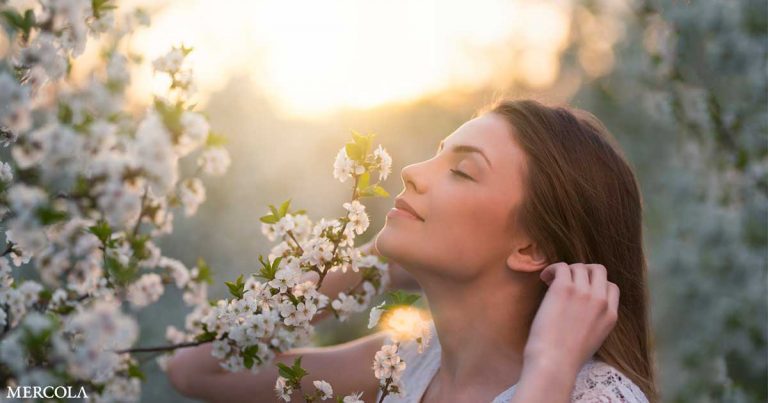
[375, 112, 529, 282]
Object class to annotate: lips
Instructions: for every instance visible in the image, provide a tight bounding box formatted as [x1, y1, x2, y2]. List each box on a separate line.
[394, 198, 424, 221]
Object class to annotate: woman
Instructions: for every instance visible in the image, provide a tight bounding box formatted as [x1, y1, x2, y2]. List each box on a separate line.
[167, 99, 658, 402]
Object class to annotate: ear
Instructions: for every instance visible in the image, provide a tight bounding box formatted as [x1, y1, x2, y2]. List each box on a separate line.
[506, 241, 548, 273]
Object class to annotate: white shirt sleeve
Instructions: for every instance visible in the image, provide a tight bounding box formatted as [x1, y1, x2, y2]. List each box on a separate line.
[570, 360, 649, 403]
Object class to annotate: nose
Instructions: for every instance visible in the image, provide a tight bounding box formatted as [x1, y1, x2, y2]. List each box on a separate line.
[400, 161, 427, 194]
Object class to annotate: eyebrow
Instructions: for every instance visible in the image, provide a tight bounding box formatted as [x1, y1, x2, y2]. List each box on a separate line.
[438, 139, 493, 169]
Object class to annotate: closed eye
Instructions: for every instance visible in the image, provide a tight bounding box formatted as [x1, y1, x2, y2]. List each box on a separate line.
[450, 169, 474, 181]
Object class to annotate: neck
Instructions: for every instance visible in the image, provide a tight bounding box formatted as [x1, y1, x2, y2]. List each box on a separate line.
[416, 265, 545, 395]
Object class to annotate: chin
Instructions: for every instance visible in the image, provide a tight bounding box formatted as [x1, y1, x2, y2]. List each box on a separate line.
[374, 224, 398, 259]
[374, 224, 432, 275]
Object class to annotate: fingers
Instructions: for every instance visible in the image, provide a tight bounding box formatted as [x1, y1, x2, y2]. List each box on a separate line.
[607, 282, 620, 319]
[570, 263, 590, 294]
[586, 264, 608, 298]
[540, 263, 617, 311]
[540, 262, 571, 287]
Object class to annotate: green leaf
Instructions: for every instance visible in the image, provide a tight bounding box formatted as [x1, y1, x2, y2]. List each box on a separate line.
[58, 102, 73, 124]
[257, 255, 281, 280]
[205, 132, 228, 147]
[224, 274, 245, 299]
[379, 290, 421, 311]
[88, 220, 112, 245]
[1, 9, 35, 40]
[371, 184, 390, 197]
[129, 234, 150, 261]
[154, 98, 184, 138]
[279, 199, 291, 217]
[1, 10, 23, 28]
[105, 256, 138, 286]
[36, 206, 69, 225]
[276, 363, 294, 379]
[291, 356, 308, 380]
[194, 325, 217, 343]
[345, 143, 362, 161]
[351, 130, 374, 155]
[92, 0, 117, 19]
[243, 345, 260, 369]
[127, 361, 146, 381]
[259, 214, 279, 224]
[180, 44, 194, 56]
[357, 171, 370, 191]
[195, 257, 213, 284]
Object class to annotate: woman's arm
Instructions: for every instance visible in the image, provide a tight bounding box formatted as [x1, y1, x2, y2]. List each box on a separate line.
[167, 331, 387, 403]
[167, 238, 416, 401]
[510, 262, 620, 403]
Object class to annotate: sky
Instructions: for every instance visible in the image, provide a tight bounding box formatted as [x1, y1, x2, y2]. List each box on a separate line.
[124, 0, 578, 117]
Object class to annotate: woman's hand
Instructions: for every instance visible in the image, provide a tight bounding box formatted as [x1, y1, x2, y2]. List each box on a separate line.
[524, 262, 620, 377]
[510, 262, 620, 403]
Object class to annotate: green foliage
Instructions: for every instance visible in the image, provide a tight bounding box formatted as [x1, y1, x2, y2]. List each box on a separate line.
[105, 255, 138, 286]
[88, 219, 113, 247]
[344, 131, 374, 163]
[224, 274, 245, 299]
[127, 361, 146, 381]
[257, 255, 282, 281]
[379, 290, 420, 311]
[36, 206, 69, 225]
[154, 98, 185, 138]
[242, 344, 262, 369]
[194, 324, 217, 343]
[259, 199, 306, 224]
[195, 257, 214, 284]
[355, 171, 390, 198]
[276, 356, 309, 383]
[91, 0, 117, 19]
[205, 132, 228, 147]
[1, 9, 35, 41]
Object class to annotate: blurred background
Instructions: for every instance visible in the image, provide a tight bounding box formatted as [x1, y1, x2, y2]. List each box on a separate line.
[70, 0, 765, 401]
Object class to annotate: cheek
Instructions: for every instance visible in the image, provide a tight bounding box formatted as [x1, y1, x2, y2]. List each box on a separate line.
[427, 189, 512, 260]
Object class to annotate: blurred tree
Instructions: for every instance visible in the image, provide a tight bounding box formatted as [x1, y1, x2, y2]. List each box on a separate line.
[569, 0, 767, 401]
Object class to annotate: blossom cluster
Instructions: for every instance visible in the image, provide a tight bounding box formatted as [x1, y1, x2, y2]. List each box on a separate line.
[0, 1, 229, 400]
[156, 132, 394, 381]
[367, 292, 432, 400]
[0, 1, 404, 402]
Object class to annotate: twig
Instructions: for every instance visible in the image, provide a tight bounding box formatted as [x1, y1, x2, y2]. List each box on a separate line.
[115, 339, 211, 354]
[1, 242, 14, 257]
[131, 185, 150, 238]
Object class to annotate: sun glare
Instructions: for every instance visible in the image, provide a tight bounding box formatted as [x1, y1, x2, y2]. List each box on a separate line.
[125, 0, 572, 117]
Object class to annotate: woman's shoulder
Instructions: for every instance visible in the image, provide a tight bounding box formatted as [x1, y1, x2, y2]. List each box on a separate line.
[570, 359, 649, 403]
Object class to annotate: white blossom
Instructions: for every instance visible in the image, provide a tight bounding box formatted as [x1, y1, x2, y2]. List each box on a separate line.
[152, 48, 185, 73]
[373, 144, 392, 181]
[343, 200, 369, 235]
[343, 392, 365, 403]
[333, 148, 364, 183]
[275, 376, 293, 402]
[126, 273, 164, 308]
[368, 302, 385, 329]
[179, 178, 206, 216]
[198, 147, 231, 176]
[176, 111, 209, 157]
[313, 380, 333, 400]
[372, 343, 406, 382]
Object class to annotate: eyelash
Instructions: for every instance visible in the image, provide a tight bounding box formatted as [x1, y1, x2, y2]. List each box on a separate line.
[450, 169, 473, 181]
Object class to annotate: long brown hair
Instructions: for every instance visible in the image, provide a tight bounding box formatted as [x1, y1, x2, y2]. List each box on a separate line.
[480, 98, 658, 402]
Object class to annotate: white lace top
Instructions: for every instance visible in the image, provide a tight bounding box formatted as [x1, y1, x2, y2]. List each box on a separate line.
[377, 321, 648, 403]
